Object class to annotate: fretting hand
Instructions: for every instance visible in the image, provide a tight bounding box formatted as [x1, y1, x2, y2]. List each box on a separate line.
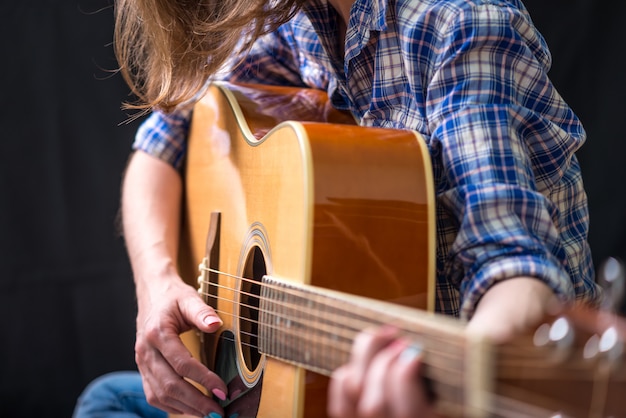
[328, 327, 437, 418]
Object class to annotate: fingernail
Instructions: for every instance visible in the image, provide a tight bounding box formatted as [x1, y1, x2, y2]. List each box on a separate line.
[212, 388, 227, 401]
[399, 344, 423, 363]
[204, 315, 222, 327]
[207, 413, 222, 418]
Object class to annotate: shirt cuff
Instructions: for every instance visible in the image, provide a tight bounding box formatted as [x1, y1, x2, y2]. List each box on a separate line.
[459, 254, 575, 319]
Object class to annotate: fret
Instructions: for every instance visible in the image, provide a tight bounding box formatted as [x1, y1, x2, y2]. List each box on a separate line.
[259, 276, 355, 374]
[258, 275, 479, 412]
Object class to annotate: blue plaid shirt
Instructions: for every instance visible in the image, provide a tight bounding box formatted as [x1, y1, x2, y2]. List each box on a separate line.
[134, 0, 600, 318]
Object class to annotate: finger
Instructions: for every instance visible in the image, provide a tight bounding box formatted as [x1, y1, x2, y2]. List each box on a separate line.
[328, 364, 358, 418]
[327, 327, 400, 417]
[347, 327, 400, 393]
[387, 346, 433, 418]
[178, 290, 223, 333]
[355, 341, 432, 418]
[136, 322, 226, 416]
[156, 330, 228, 395]
[144, 379, 215, 417]
[356, 339, 408, 417]
[139, 291, 229, 400]
[140, 347, 224, 417]
[142, 373, 203, 416]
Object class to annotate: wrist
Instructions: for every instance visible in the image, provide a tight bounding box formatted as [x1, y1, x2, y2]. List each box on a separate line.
[467, 277, 556, 343]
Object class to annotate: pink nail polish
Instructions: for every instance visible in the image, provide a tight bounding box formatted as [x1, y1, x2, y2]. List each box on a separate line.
[212, 388, 227, 401]
[204, 315, 223, 327]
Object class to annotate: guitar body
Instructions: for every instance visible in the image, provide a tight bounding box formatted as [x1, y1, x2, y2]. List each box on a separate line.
[177, 82, 436, 418]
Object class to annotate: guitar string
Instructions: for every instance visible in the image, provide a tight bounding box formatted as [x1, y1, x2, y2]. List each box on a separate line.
[197, 268, 592, 372]
[199, 268, 443, 341]
[199, 270, 468, 356]
[197, 271, 612, 414]
[202, 298, 532, 418]
[203, 283, 465, 356]
[204, 290, 595, 384]
[199, 268, 472, 386]
[205, 298, 456, 371]
[198, 308, 570, 417]
[196, 273, 595, 382]
[205, 296, 605, 418]
[194, 272, 606, 415]
[201, 313, 559, 418]
[202, 307, 562, 417]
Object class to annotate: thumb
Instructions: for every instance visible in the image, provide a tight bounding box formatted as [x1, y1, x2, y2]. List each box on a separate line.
[180, 291, 223, 333]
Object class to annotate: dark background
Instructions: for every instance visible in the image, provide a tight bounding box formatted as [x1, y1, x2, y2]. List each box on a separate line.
[1, 2, 140, 416]
[0, 1, 624, 417]
[532, 1, 626, 276]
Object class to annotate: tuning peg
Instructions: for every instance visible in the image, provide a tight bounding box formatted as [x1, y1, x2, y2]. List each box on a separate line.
[533, 316, 574, 361]
[599, 326, 623, 361]
[533, 317, 574, 347]
[597, 257, 625, 313]
[583, 324, 624, 365]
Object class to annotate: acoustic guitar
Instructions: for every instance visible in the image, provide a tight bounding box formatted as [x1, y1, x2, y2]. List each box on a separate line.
[177, 81, 626, 417]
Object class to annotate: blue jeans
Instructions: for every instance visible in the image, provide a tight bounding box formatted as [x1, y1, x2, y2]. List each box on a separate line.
[73, 371, 167, 418]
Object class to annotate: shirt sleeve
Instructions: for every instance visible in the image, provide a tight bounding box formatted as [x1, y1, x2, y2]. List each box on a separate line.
[420, 3, 599, 317]
[133, 23, 316, 169]
[223, 25, 310, 87]
[132, 107, 192, 170]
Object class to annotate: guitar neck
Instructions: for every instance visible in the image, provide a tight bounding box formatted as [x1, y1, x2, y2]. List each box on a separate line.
[258, 275, 492, 415]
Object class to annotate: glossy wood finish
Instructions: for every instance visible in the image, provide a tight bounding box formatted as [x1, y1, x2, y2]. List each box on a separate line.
[177, 82, 436, 418]
[176, 82, 626, 418]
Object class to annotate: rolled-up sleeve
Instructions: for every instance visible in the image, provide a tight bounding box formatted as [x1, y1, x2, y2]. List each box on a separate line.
[421, 3, 599, 317]
[132, 107, 192, 170]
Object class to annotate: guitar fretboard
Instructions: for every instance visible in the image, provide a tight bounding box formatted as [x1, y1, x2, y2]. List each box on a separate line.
[258, 275, 492, 416]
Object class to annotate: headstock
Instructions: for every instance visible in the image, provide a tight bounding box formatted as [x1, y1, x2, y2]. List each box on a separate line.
[493, 300, 626, 417]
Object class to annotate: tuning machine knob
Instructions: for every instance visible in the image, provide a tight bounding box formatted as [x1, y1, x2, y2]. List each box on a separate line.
[533, 316, 575, 361]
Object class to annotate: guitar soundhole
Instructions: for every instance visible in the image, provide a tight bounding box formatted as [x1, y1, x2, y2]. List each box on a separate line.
[240, 245, 265, 372]
[203, 243, 266, 418]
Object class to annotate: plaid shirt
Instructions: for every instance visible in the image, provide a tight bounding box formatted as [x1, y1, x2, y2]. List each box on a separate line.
[134, 0, 600, 318]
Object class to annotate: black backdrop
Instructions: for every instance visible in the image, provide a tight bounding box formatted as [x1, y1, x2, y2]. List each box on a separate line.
[1, 2, 140, 416]
[0, 1, 624, 417]
[530, 1, 626, 274]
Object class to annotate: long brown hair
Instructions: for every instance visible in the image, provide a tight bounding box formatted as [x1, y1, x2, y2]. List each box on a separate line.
[114, 0, 304, 113]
